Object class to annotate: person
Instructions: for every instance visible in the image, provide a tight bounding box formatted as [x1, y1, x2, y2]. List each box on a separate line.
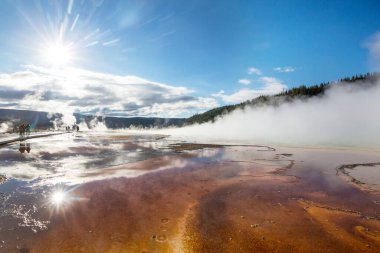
[76, 125, 79, 131]
[19, 124, 25, 138]
[25, 124, 31, 137]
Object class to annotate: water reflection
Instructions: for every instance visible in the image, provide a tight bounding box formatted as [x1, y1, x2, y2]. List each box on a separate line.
[18, 141, 31, 154]
[0, 133, 168, 185]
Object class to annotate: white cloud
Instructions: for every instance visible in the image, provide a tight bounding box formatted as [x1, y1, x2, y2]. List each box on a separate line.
[259, 76, 287, 92]
[0, 66, 218, 118]
[213, 89, 259, 103]
[364, 31, 380, 70]
[213, 76, 287, 104]
[274, 66, 296, 73]
[238, 79, 251, 85]
[247, 67, 262, 75]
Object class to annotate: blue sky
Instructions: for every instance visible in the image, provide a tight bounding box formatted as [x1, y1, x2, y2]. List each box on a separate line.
[0, 0, 379, 117]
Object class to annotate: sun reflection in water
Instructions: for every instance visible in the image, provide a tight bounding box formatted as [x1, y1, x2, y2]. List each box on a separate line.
[48, 187, 87, 215]
[51, 191, 66, 206]
[49, 188, 73, 214]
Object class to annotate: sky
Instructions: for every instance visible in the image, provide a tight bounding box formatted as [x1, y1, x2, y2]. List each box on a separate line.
[0, 0, 379, 118]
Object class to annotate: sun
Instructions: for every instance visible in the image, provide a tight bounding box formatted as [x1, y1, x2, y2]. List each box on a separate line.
[43, 42, 74, 66]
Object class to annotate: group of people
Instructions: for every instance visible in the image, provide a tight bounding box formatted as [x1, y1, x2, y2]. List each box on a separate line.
[17, 123, 79, 135]
[66, 124, 80, 132]
[18, 123, 31, 138]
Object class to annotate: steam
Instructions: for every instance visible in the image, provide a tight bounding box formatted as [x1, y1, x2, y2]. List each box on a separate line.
[88, 117, 108, 131]
[157, 80, 380, 148]
[46, 110, 108, 131]
[47, 111, 77, 130]
[0, 121, 12, 133]
[76, 116, 109, 131]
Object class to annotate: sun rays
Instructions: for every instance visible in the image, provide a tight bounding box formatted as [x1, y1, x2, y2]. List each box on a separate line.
[16, 0, 120, 69]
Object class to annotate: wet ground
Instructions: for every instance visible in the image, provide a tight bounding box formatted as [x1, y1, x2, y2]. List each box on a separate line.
[0, 132, 379, 252]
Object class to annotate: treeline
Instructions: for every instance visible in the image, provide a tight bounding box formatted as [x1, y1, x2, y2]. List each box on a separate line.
[185, 72, 379, 125]
[0, 109, 186, 130]
[185, 104, 240, 125]
[78, 115, 185, 129]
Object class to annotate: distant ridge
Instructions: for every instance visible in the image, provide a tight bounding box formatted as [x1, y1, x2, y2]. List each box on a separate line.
[185, 73, 379, 125]
[0, 109, 185, 130]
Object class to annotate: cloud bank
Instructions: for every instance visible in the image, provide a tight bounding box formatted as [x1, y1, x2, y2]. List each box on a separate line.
[0, 66, 218, 119]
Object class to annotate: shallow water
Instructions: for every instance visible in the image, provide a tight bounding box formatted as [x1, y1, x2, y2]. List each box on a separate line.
[0, 132, 379, 252]
[348, 165, 380, 190]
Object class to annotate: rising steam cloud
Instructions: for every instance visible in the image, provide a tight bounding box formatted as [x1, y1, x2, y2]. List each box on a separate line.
[158, 79, 380, 148]
[0, 121, 12, 133]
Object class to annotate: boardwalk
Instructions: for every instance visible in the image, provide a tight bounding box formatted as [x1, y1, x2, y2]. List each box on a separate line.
[0, 132, 69, 146]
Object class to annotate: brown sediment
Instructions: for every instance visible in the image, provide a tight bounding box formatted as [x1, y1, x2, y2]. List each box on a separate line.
[155, 135, 169, 140]
[167, 143, 225, 152]
[256, 145, 276, 151]
[355, 226, 380, 243]
[299, 201, 380, 251]
[171, 202, 198, 252]
[278, 153, 293, 157]
[182, 183, 380, 253]
[166, 143, 277, 152]
[294, 198, 363, 216]
[272, 159, 295, 174]
[184, 183, 320, 252]
[3, 142, 379, 252]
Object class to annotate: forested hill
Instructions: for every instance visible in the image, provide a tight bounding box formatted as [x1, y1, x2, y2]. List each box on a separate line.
[185, 73, 379, 125]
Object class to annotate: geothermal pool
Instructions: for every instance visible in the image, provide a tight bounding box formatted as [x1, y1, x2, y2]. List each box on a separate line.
[0, 132, 379, 252]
